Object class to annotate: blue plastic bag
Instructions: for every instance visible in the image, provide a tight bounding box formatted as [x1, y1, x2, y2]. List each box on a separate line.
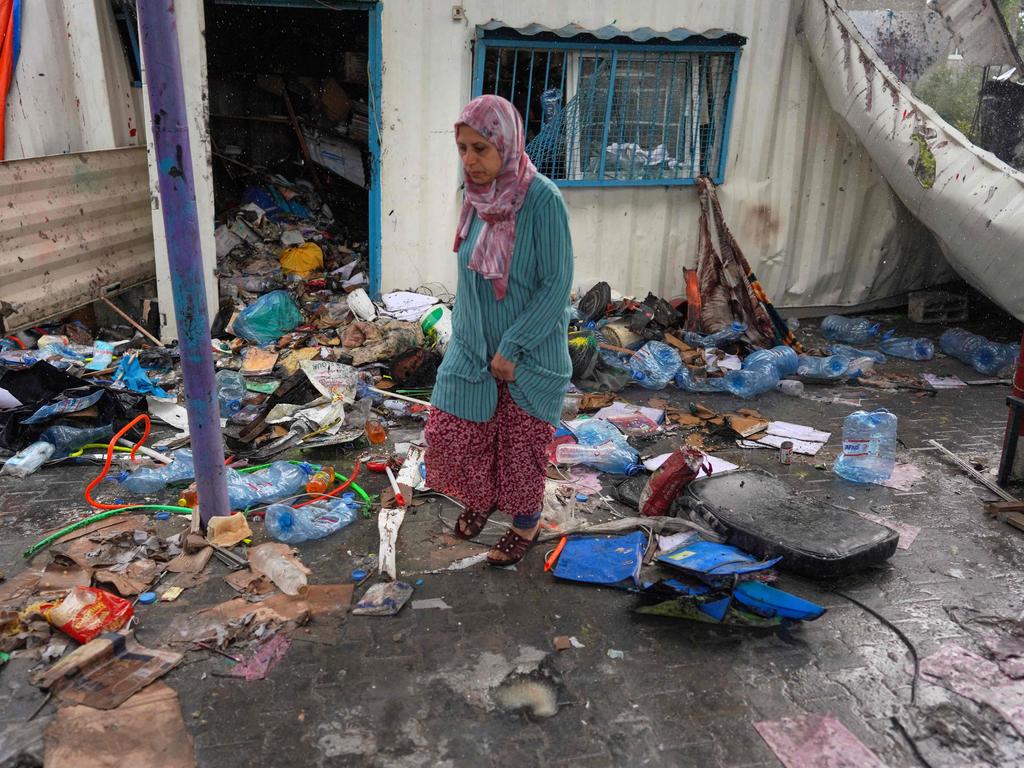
[232, 291, 302, 345]
[551, 531, 647, 588]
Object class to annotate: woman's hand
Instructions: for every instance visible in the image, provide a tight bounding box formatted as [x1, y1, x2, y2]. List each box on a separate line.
[490, 352, 516, 382]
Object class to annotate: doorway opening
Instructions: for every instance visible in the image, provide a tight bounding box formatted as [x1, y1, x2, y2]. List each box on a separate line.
[204, 0, 379, 301]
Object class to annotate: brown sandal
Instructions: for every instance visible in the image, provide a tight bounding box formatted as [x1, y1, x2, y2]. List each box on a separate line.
[487, 528, 540, 566]
[454, 507, 493, 540]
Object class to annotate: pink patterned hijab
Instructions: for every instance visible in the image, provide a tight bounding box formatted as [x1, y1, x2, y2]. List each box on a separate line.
[454, 95, 537, 300]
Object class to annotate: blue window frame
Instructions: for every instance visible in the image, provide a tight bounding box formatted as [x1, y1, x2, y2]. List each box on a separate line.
[111, 2, 143, 88]
[473, 32, 743, 187]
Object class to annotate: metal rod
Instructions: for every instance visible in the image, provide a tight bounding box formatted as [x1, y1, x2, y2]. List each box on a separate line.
[928, 439, 1017, 502]
[137, 3, 230, 526]
[100, 296, 163, 347]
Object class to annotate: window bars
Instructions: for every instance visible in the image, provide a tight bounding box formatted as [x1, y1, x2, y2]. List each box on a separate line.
[476, 40, 741, 186]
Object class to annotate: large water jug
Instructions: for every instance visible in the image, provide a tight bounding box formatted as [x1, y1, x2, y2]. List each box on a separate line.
[939, 329, 1018, 376]
[833, 409, 897, 484]
[628, 342, 681, 390]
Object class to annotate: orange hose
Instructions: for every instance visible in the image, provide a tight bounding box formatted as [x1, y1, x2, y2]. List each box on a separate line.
[293, 458, 362, 509]
[84, 414, 152, 510]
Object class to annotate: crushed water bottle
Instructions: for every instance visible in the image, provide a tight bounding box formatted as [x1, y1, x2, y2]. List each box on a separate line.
[38, 424, 113, 459]
[628, 341, 681, 389]
[248, 545, 307, 595]
[265, 494, 359, 544]
[833, 409, 897, 484]
[574, 418, 628, 447]
[725, 364, 780, 398]
[940, 329, 1019, 376]
[1, 441, 56, 477]
[674, 366, 730, 393]
[879, 336, 934, 361]
[820, 315, 881, 345]
[681, 321, 747, 349]
[776, 380, 804, 397]
[215, 369, 247, 419]
[829, 344, 887, 364]
[796, 355, 849, 379]
[744, 346, 800, 376]
[555, 442, 642, 475]
[225, 461, 314, 509]
[118, 450, 195, 494]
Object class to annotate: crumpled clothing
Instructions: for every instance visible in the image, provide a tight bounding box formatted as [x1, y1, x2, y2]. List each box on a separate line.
[342, 320, 424, 366]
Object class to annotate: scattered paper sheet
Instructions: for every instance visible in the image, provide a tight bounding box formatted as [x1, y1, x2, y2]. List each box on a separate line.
[737, 435, 827, 456]
[378, 507, 406, 580]
[923, 373, 967, 389]
[593, 401, 665, 426]
[921, 644, 1024, 737]
[880, 462, 927, 492]
[754, 714, 885, 768]
[411, 598, 452, 610]
[147, 397, 189, 434]
[299, 360, 358, 403]
[379, 291, 439, 322]
[241, 347, 279, 376]
[643, 452, 738, 477]
[766, 421, 832, 443]
[855, 510, 921, 550]
[0, 386, 22, 410]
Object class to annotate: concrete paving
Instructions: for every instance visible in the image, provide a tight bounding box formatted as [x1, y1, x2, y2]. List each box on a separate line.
[2, 313, 1024, 767]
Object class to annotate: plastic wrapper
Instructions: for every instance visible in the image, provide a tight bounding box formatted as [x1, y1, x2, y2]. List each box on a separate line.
[45, 587, 134, 643]
[232, 290, 302, 345]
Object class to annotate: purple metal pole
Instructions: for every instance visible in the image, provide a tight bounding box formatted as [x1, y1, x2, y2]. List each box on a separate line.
[138, 3, 229, 525]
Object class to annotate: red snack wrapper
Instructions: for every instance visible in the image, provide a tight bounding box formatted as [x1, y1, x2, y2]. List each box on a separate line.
[45, 587, 134, 643]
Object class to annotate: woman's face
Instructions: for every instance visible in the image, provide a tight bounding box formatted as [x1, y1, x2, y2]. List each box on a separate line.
[457, 124, 502, 185]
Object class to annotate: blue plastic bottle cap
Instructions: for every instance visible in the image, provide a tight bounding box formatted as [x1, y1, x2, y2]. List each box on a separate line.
[415, 578, 424, 586]
[576, 494, 589, 502]
[138, 592, 157, 604]
[351, 569, 368, 581]
[155, 511, 171, 521]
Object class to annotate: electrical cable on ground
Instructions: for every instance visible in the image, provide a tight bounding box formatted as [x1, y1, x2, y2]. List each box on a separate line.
[835, 589, 920, 705]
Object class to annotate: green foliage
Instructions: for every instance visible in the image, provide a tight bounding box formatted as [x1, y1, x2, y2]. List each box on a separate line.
[912, 64, 983, 140]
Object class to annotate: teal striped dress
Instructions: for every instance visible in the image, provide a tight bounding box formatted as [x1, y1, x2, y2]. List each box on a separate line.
[431, 174, 573, 426]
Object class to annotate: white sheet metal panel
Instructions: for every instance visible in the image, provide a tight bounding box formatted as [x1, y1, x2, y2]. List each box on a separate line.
[806, 0, 1024, 321]
[378, 0, 952, 313]
[927, 0, 1024, 70]
[0, 148, 155, 332]
[4, 0, 141, 161]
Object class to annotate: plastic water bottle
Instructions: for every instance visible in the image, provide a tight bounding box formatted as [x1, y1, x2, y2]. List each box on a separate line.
[541, 88, 562, 124]
[820, 315, 881, 344]
[265, 495, 359, 544]
[725, 364, 780, 398]
[940, 329, 1019, 375]
[215, 369, 247, 418]
[744, 346, 800, 376]
[1, 441, 56, 477]
[879, 337, 934, 361]
[830, 344, 887, 364]
[845, 357, 876, 379]
[555, 442, 642, 475]
[833, 409, 898, 483]
[225, 462, 314, 509]
[674, 366, 730, 393]
[574, 419, 628, 447]
[796, 355, 850, 379]
[118, 450, 195, 494]
[38, 424, 113, 459]
[628, 342, 682, 390]
[248, 545, 308, 595]
[681, 321, 747, 348]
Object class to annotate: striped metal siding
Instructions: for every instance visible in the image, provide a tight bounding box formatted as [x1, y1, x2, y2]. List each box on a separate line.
[0, 148, 155, 332]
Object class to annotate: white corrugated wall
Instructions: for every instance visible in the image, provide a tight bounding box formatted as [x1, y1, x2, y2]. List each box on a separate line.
[378, 0, 954, 313]
[3, 0, 142, 160]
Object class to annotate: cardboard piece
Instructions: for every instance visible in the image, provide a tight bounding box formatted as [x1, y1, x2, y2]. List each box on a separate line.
[37, 559, 92, 591]
[223, 569, 275, 596]
[241, 346, 279, 377]
[33, 632, 182, 710]
[93, 560, 163, 597]
[45, 682, 196, 768]
[166, 547, 214, 574]
[206, 513, 252, 547]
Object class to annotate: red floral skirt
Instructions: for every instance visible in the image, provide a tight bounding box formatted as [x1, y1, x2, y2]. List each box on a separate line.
[424, 383, 554, 517]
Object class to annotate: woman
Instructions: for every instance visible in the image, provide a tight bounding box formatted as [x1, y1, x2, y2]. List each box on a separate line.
[425, 95, 573, 566]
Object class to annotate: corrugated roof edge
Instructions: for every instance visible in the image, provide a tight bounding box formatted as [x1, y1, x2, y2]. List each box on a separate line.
[478, 20, 747, 47]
